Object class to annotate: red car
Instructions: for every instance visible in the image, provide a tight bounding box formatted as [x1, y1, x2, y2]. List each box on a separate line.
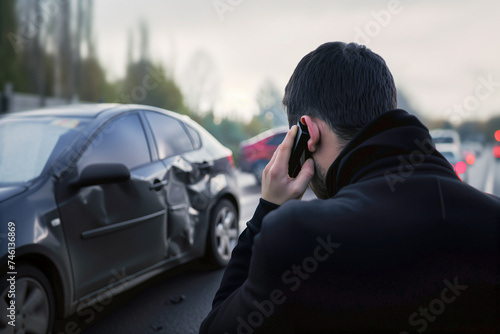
[239, 127, 287, 183]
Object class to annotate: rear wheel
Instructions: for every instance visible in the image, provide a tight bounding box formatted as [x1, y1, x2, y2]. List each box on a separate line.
[0, 264, 55, 334]
[206, 199, 239, 267]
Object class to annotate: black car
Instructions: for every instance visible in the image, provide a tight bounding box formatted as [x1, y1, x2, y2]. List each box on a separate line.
[0, 104, 240, 333]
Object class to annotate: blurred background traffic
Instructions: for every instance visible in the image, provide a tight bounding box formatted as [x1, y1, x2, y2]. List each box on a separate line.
[1, 0, 500, 172]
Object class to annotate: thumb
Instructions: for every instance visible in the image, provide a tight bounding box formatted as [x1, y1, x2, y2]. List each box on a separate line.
[295, 158, 315, 186]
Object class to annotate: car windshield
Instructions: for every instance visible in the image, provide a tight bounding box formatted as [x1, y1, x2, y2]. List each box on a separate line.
[433, 137, 454, 144]
[0, 117, 88, 185]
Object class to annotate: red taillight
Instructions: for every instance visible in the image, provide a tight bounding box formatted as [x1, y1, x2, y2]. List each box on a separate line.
[454, 161, 467, 174]
[225, 149, 235, 168]
[493, 145, 500, 158]
[228, 155, 235, 168]
[465, 154, 475, 165]
[495, 130, 500, 142]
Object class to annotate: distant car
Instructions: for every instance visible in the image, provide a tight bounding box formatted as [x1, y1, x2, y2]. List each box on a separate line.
[0, 104, 239, 333]
[462, 140, 484, 158]
[430, 129, 468, 182]
[430, 129, 462, 151]
[439, 149, 469, 182]
[239, 127, 288, 183]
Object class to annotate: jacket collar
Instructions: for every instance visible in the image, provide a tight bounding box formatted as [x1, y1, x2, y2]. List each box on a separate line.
[325, 109, 458, 197]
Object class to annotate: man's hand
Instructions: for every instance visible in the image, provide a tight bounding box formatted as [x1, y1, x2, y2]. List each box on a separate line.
[261, 125, 315, 205]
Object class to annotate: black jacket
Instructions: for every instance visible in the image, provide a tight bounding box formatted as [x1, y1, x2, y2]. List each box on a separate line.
[200, 110, 500, 333]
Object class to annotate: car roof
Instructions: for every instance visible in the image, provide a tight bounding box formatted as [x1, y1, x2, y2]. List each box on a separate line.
[241, 126, 288, 145]
[0, 103, 191, 122]
[1, 103, 121, 118]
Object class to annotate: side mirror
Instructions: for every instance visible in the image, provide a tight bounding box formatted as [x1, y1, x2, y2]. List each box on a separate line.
[71, 163, 130, 188]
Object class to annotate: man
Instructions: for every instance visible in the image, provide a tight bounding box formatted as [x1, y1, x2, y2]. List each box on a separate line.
[200, 42, 500, 333]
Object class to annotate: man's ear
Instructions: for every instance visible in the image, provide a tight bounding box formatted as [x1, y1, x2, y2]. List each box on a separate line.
[300, 116, 319, 153]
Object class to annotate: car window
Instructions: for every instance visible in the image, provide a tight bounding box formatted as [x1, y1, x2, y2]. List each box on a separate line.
[145, 112, 194, 159]
[267, 133, 286, 146]
[185, 118, 228, 158]
[433, 137, 454, 144]
[78, 114, 150, 170]
[185, 124, 202, 150]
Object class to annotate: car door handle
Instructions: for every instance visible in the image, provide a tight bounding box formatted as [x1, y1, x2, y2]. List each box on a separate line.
[150, 179, 168, 191]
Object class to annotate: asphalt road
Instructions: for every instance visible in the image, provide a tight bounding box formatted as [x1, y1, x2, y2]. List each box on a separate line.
[55, 149, 498, 334]
[466, 144, 499, 195]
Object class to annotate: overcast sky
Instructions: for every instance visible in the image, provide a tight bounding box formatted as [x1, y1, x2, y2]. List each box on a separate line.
[94, 0, 500, 123]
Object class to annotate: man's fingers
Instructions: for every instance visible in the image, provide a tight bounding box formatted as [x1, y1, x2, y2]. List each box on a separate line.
[261, 125, 312, 205]
[294, 158, 315, 191]
[281, 125, 298, 160]
[263, 141, 280, 181]
[274, 125, 297, 172]
[267, 139, 280, 169]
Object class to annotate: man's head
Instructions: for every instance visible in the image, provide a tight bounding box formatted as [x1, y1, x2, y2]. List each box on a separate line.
[283, 42, 397, 198]
[283, 41, 397, 144]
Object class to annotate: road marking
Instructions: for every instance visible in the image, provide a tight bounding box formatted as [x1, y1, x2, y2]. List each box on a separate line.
[484, 158, 495, 194]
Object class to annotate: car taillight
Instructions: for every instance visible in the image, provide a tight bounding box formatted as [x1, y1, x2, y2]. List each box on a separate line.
[225, 149, 235, 168]
[465, 153, 475, 165]
[228, 155, 235, 168]
[493, 146, 500, 158]
[454, 161, 467, 174]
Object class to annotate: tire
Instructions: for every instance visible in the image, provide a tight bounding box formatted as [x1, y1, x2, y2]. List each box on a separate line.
[0, 264, 55, 334]
[252, 161, 267, 185]
[206, 199, 239, 267]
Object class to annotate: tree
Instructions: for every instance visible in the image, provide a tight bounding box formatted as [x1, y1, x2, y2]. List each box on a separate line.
[256, 79, 287, 128]
[181, 49, 220, 114]
[79, 56, 111, 102]
[481, 114, 500, 143]
[2, 0, 51, 102]
[0, 0, 20, 89]
[120, 21, 187, 114]
[54, 0, 74, 101]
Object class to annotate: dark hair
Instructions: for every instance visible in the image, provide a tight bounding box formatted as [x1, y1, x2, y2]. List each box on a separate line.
[283, 42, 397, 145]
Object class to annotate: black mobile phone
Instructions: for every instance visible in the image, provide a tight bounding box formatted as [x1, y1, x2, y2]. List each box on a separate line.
[288, 121, 311, 178]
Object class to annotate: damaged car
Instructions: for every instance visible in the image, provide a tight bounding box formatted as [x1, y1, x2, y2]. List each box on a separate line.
[0, 104, 240, 333]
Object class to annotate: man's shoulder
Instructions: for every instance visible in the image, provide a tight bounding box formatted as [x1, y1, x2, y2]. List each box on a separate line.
[259, 196, 358, 249]
[255, 198, 345, 274]
[266, 196, 359, 226]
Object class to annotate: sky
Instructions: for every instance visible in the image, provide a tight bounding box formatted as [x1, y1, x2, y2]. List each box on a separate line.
[93, 0, 500, 123]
